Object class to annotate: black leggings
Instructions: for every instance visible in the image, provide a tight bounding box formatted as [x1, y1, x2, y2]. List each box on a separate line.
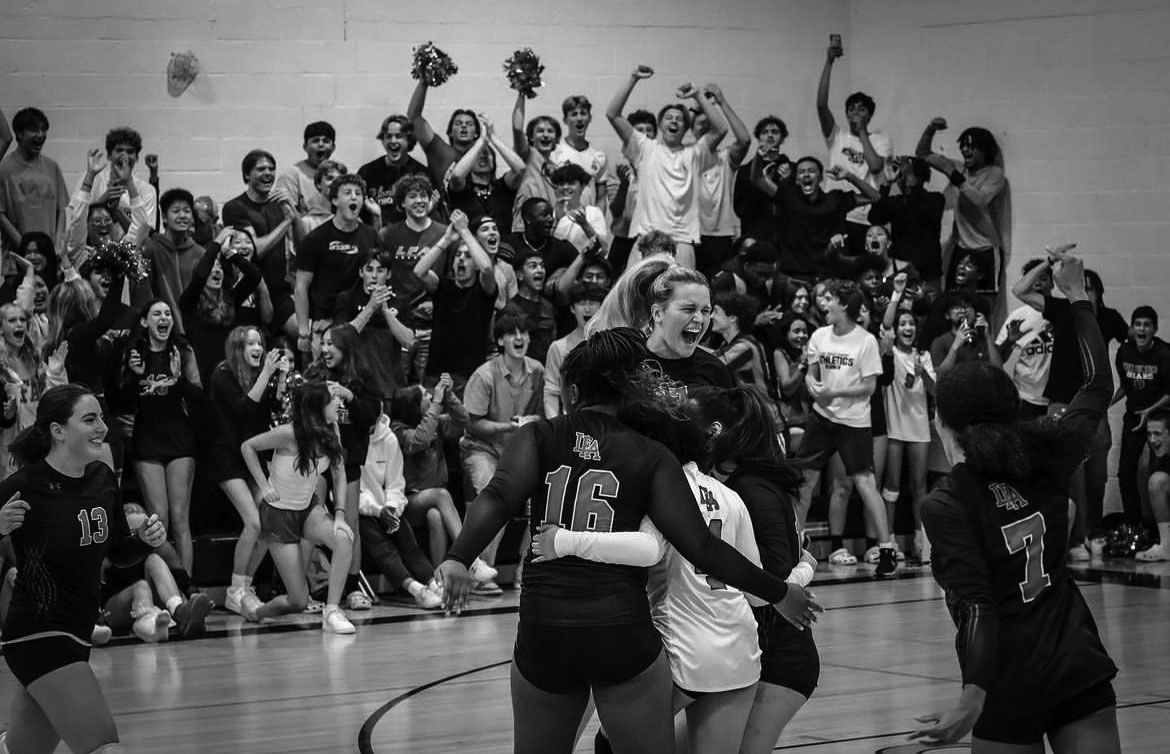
[359, 516, 434, 587]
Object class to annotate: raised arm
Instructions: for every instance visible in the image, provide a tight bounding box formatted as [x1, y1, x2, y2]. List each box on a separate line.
[0, 107, 11, 161]
[607, 65, 655, 146]
[411, 222, 459, 292]
[511, 91, 531, 161]
[1054, 254, 1113, 435]
[915, 118, 957, 174]
[705, 84, 750, 166]
[683, 83, 726, 152]
[407, 79, 438, 148]
[827, 165, 880, 204]
[816, 45, 842, 139]
[447, 129, 489, 193]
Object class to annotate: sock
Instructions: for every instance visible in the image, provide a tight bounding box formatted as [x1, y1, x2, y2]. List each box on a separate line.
[880, 540, 895, 550]
[344, 573, 361, 594]
[594, 729, 614, 754]
[866, 537, 878, 550]
[830, 536, 844, 551]
[406, 579, 425, 597]
[324, 603, 339, 613]
[1159, 522, 1170, 546]
[165, 595, 183, 613]
[881, 488, 900, 504]
[230, 574, 247, 590]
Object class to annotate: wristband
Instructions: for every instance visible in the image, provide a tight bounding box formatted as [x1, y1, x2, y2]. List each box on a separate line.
[948, 170, 966, 187]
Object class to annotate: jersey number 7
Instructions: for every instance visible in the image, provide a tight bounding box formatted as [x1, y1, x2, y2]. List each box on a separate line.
[1000, 512, 1052, 603]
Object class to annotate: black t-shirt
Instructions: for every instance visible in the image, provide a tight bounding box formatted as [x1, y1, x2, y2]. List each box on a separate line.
[868, 189, 946, 280]
[772, 182, 858, 278]
[646, 348, 735, 394]
[296, 220, 378, 320]
[447, 177, 517, 234]
[1043, 296, 1128, 403]
[222, 193, 292, 300]
[0, 460, 150, 643]
[1115, 338, 1170, 414]
[427, 277, 496, 376]
[356, 155, 428, 227]
[500, 232, 577, 276]
[378, 220, 448, 328]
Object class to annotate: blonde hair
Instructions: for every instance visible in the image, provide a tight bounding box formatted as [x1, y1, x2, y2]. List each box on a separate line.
[586, 257, 709, 337]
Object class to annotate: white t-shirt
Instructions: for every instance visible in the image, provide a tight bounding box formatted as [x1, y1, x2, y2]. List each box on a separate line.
[698, 146, 739, 238]
[553, 205, 610, 253]
[647, 463, 762, 693]
[884, 347, 935, 443]
[807, 323, 882, 428]
[624, 131, 713, 244]
[996, 304, 1053, 407]
[826, 125, 894, 226]
[550, 141, 609, 208]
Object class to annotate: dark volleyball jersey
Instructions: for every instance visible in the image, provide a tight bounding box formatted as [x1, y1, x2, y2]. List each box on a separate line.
[922, 298, 1117, 722]
[0, 460, 150, 645]
[447, 409, 793, 627]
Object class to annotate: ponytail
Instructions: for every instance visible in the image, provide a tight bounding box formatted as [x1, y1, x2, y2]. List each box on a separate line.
[9, 424, 53, 469]
[8, 383, 95, 469]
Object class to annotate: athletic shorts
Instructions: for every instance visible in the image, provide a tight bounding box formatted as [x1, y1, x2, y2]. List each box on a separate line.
[754, 605, 820, 698]
[260, 503, 314, 544]
[973, 680, 1116, 745]
[3, 634, 92, 687]
[796, 411, 874, 475]
[513, 620, 663, 695]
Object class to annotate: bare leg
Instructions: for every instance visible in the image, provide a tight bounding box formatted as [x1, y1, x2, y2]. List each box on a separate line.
[683, 683, 758, 754]
[592, 652, 675, 754]
[674, 242, 697, 270]
[4, 684, 60, 754]
[163, 457, 196, 573]
[135, 460, 171, 536]
[510, 660, 591, 754]
[738, 683, 808, 754]
[304, 504, 354, 607]
[826, 455, 853, 541]
[795, 469, 820, 533]
[854, 471, 892, 542]
[256, 543, 310, 618]
[25, 662, 120, 753]
[220, 478, 267, 578]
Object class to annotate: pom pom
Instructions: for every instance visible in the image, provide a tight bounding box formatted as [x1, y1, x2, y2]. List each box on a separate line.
[503, 48, 545, 99]
[411, 42, 458, 88]
[90, 238, 150, 284]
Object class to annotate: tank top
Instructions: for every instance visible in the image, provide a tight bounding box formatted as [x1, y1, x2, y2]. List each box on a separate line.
[267, 448, 330, 511]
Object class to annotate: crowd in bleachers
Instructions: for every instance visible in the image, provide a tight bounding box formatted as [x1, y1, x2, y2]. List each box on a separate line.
[0, 38, 1167, 643]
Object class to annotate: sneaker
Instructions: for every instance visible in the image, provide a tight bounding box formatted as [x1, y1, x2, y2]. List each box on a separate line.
[863, 546, 880, 564]
[345, 590, 373, 611]
[828, 548, 858, 566]
[1136, 542, 1169, 562]
[240, 587, 262, 617]
[874, 547, 898, 578]
[470, 579, 503, 596]
[1067, 543, 1091, 563]
[91, 624, 113, 646]
[173, 593, 212, 639]
[322, 607, 356, 634]
[132, 608, 172, 643]
[303, 598, 325, 614]
[470, 558, 498, 583]
[411, 583, 442, 610]
[225, 585, 244, 615]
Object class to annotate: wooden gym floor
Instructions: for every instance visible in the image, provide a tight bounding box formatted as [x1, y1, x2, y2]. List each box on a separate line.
[2, 558, 1169, 753]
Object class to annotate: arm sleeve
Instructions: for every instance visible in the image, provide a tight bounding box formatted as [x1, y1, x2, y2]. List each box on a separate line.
[445, 424, 542, 565]
[730, 505, 769, 608]
[1053, 300, 1115, 477]
[645, 451, 789, 603]
[551, 516, 666, 567]
[920, 489, 999, 692]
[229, 255, 263, 305]
[179, 242, 219, 312]
[395, 407, 442, 454]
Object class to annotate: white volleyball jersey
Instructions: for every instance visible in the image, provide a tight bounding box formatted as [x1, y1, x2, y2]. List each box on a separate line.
[647, 463, 762, 692]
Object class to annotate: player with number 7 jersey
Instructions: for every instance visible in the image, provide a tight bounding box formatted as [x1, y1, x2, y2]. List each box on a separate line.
[918, 255, 1119, 749]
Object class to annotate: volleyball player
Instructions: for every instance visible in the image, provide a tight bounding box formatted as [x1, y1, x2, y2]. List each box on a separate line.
[0, 384, 167, 754]
[914, 253, 1120, 752]
[435, 328, 820, 754]
[685, 387, 820, 754]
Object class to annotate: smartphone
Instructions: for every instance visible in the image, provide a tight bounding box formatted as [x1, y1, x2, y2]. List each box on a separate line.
[829, 34, 843, 55]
